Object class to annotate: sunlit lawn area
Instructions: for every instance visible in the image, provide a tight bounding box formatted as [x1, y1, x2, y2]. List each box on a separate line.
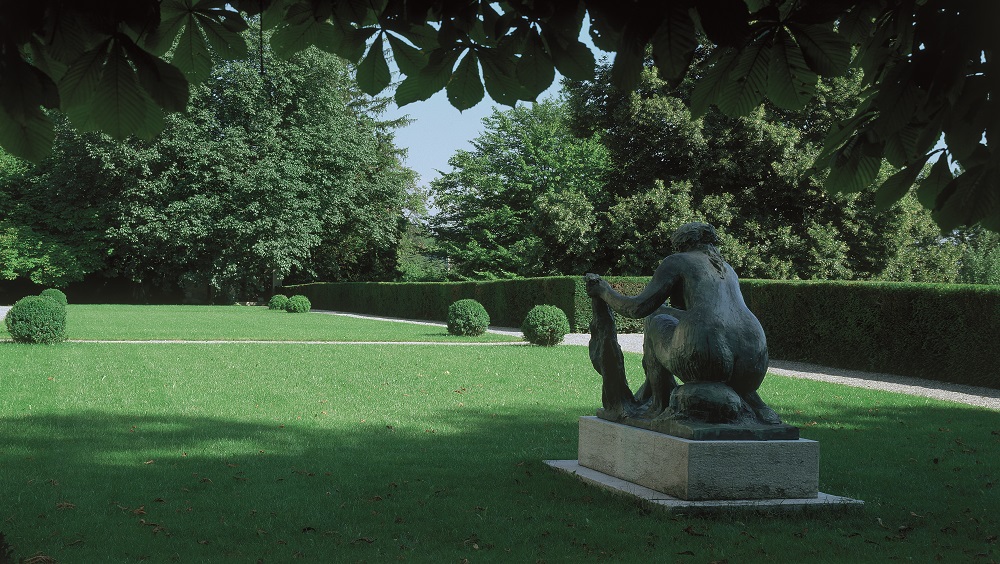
[0, 305, 518, 343]
[0, 308, 997, 562]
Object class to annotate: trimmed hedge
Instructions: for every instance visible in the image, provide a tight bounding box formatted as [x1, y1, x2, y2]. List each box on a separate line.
[580, 277, 1000, 387]
[739, 280, 1000, 388]
[282, 277, 1000, 388]
[282, 278, 578, 330]
[571, 276, 650, 334]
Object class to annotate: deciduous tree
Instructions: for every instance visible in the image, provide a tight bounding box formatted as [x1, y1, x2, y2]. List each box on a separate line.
[431, 100, 609, 278]
[957, 229, 1000, 285]
[1, 36, 413, 300]
[565, 61, 962, 282]
[437, 64, 962, 282]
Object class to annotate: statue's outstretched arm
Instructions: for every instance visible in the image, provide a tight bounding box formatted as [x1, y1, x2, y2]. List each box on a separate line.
[586, 259, 679, 319]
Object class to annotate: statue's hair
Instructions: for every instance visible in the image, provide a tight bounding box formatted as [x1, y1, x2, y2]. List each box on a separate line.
[670, 222, 718, 251]
[671, 222, 725, 276]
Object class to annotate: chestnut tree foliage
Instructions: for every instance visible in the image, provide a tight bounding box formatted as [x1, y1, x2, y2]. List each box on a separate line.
[0, 125, 115, 287]
[0, 39, 413, 299]
[0, 0, 997, 231]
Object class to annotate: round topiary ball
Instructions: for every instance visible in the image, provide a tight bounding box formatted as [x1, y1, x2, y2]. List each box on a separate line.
[447, 299, 490, 336]
[521, 305, 570, 346]
[39, 288, 68, 306]
[284, 295, 311, 313]
[5, 295, 68, 344]
[268, 294, 289, 310]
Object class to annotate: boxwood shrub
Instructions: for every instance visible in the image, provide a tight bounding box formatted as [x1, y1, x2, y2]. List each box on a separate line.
[285, 295, 311, 313]
[447, 299, 489, 336]
[5, 295, 67, 344]
[522, 305, 570, 346]
[268, 294, 289, 310]
[39, 288, 69, 306]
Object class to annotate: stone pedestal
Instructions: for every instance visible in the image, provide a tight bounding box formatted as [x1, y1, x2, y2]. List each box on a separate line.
[578, 416, 818, 501]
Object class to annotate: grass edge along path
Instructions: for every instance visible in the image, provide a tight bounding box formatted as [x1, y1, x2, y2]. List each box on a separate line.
[0, 304, 521, 343]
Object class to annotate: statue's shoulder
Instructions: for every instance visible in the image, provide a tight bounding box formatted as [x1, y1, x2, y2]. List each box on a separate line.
[668, 249, 710, 266]
[656, 252, 691, 275]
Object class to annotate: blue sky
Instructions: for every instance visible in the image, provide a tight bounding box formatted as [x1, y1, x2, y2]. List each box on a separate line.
[383, 74, 561, 189]
[382, 22, 610, 189]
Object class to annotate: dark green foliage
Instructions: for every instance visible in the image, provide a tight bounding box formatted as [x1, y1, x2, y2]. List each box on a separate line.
[0, 2, 996, 230]
[1, 32, 413, 302]
[439, 68, 959, 282]
[0, 531, 12, 564]
[0, 133, 114, 287]
[5, 295, 67, 344]
[267, 294, 289, 311]
[564, 63, 960, 282]
[284, 295, 311, 314]
[521, 305, 570, 346]
[39, 288, 68, 306]
[395, 186, 449, 282]
[577, 278, 1000, 387]
[571, 277, 650, 334]
[431, 101, 608, 278]
[447, 299, 489, 336]
[575, 278, 1000, 388]
[958, 229, 1000, 285]
[106, 39, 412, 299]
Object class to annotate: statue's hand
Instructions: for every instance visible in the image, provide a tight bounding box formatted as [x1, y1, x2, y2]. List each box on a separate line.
[584, 273, 604, 297]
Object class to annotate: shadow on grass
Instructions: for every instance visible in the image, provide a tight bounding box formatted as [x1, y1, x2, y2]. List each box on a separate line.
[0, 405, 618, 562]
[2, 399, 998, 562]
[772, 393, 999, 550]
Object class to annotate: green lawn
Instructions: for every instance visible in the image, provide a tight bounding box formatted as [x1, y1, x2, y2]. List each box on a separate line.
[0, 310, 997, 562]
[1, 305, 519, 342]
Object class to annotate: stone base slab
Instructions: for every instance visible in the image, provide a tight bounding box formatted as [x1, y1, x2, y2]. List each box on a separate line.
[597, 408, 801, 440]
[578, 416, 819, 500]
[545, 460, 864, 515]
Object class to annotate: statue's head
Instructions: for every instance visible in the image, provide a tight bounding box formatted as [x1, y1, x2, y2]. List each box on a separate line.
[670, 222, 718, 252]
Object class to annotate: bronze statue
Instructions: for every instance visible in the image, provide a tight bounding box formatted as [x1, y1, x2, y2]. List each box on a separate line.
[586, 222, 781, 427]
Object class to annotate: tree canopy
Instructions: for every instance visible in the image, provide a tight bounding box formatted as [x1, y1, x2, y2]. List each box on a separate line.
[1, 36, 413, 300]
[432, 100, 609, 278]
[433, 69, 963, 282]
[1, 0, 997, 230]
